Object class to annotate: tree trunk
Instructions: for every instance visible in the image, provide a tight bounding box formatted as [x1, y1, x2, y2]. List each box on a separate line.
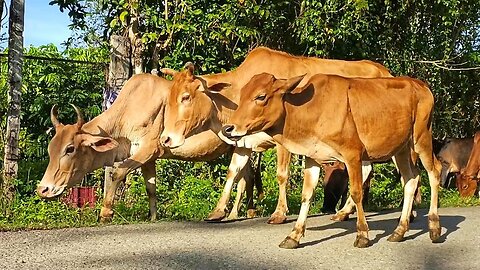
[103, 34, 131, 199]
[2, 0, 24, 203]
[128, 0, 143, 74]
[0, 0, 4, 25]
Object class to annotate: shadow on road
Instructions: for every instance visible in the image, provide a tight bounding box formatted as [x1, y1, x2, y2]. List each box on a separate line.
[302, 209, 465, 248]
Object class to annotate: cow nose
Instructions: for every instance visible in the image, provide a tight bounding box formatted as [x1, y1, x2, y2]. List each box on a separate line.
[222, 125, 234, 137]
[160, 135, 172, 147]
[36, 185, 50, 197]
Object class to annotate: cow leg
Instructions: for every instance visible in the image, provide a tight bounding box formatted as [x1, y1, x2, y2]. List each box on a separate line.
[332, 162, 372, 221]
[391, 156, 418, 222]
[388, 147, 419, 242]
[112, 141, 160, 181]
[206, 147, 252, 221]
[279, 157, 320, 249]
[415, 135, 442, 242]
[227, 164, 256, 220]
[226, 177, 246, 220]
[141, 160, 157, 221]
[268, 145, 291, 224]
[100, 164, 125, 223]
[344, 159, 370, 248]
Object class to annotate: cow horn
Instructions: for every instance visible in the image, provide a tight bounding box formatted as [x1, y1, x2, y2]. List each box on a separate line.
[194, 76, 209, 92]
[70, 104, 85, 127]
[50, 105, 61, 128]
[184, 62, 194, 73]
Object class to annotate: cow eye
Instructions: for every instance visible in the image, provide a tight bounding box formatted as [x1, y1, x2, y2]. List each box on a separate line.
[255, 94, 266, 101]
[181, 93, 191, 103]
[65, 145, 75, 155]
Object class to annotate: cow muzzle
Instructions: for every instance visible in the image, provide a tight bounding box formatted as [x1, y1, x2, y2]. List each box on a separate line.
[221, 125, 246, 141]
[160, 133, 185, 148]
[36, 184, 66, 198]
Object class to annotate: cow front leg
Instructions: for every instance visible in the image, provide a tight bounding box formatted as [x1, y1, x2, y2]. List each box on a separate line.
[268, 145, 291, 224]
[141, 160, 157, 221]
[279, 158, 320, 249]
[112, 141, 161, 181]
[332, 162, 372, 221]
[344, 159, 370, 248]
[100, 165, 125, 223]
[206, 147, 252, 221]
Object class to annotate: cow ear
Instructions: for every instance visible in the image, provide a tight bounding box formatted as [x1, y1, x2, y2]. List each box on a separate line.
[160, 68, 178, 76]
[207, 82, 231, 92]
[194, 76, 231, 92]
[81, 134, 119, 152]
[278, 74, 306, 94]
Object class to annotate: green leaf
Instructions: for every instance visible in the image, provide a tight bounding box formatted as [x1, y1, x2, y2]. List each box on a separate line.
[119, 11, 129, 24]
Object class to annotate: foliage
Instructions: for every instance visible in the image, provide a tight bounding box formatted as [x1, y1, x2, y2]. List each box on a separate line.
[0, 44, 108, 161]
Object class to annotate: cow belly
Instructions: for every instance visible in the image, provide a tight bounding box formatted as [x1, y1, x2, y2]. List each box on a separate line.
[218, 131, 276, 152]
[279, 137, 344, 163]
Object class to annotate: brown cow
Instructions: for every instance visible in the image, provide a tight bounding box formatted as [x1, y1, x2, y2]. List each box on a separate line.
[457, 132, 480, 197]
[435, 137, 473, 188]
[222, 73, 442, 248]
[36, 74, 258, 222]
[160, 46, 393, 223]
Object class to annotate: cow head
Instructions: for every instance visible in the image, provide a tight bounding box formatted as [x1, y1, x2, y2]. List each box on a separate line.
[160, 63, 230, 148]
[456, 171, 478, 197]
[221, 73, 305, 140]
[36, 105, 119, 198]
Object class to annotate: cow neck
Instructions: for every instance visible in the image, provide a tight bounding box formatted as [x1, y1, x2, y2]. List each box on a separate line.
[75, 114, 129, 165]
[81, 112, 115, 137]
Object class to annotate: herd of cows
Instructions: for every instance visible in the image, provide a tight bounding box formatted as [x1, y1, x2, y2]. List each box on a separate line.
[34, 47, 480, 249]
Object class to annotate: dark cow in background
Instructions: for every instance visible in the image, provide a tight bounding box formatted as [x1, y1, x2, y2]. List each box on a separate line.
[434, 137, 473, 188]
[457, 132, 480, 197]
[321, 161, 371, 214]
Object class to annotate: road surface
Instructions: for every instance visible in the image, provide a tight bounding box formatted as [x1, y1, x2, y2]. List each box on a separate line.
[1, 207, 479, 269]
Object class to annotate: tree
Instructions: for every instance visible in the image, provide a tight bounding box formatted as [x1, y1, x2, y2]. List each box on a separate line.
[2, 0, 24, 203]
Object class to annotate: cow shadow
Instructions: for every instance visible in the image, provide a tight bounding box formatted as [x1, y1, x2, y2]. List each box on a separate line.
[300, 209, 465, 248]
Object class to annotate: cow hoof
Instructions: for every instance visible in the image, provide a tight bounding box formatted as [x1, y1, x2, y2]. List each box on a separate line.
[387, 232, 404, 242]
[257, 192, 265, 201]
[354, 236, 371, 248]
[205, 209, 227, 222]
[99, 216, 113, 224]
[429, 228, 441, 242]
[331, 212, 349, 222]
[226, 212, 239, 221]
[149, 214, 157, 222]
[267, 213, 287, 224]
[247, 209, 257, 219]
[99, 207, 113, 223]
[279, 236, 299, 249]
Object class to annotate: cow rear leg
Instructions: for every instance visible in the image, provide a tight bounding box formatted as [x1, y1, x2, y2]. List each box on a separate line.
[206, 147, 251, 221]
[268, 145, 291, 224]
[279, 158, 320, 249]
[141, 161, 157, 221]
[415, 134, 442, 242]
[332, 162, 372, 221]
[100, 165, 125, 223]
[388, 147, 419, 242]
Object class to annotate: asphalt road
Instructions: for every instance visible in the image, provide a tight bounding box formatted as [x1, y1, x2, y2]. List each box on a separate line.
[1, 207, 479, 270]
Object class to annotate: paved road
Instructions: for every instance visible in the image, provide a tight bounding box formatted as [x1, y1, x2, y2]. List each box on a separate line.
[1, 207, 479, 270]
